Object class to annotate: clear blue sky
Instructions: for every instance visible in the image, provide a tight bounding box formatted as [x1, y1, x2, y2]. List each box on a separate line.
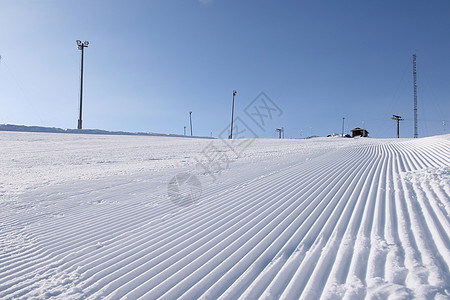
[1, 0, 449, 138]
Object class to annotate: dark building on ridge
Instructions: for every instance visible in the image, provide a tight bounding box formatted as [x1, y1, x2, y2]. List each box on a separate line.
[351, 127, 369, 138]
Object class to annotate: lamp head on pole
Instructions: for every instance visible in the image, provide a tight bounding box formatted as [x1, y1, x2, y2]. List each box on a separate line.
[76, 40, 89, 50]
[233, 90, 237, 96]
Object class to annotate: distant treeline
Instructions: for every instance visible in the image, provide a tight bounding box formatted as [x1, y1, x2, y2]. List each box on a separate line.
[0, 124, 214, 139]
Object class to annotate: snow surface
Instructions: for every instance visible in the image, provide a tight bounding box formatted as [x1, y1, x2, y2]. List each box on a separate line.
[0, 131, 449, 299]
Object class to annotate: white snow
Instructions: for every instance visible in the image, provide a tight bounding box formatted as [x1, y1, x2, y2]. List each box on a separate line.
[0, 131, 449, 299]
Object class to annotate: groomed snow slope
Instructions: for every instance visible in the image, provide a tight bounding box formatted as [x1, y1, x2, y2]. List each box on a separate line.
[0, 132, 449, 299]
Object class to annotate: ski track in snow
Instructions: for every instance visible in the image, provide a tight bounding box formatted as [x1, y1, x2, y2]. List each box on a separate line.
[0, 132, 449, 299]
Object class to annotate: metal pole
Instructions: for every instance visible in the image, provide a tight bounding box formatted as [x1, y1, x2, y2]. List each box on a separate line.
[78, 44, 84, 130]
[342, 117, 345, 136]
[184, 126, 186, 136]
[189, 111, 193, 136]
[230, 90, 236, 139]
[413, 54, 418, 138]
[391, 115, 403, 138]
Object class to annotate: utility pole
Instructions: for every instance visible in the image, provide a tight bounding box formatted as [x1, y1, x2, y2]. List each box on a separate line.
[276, 128, 282, 139]
[342, 117, 345, 136]
[189, 111, 193, 136]
[76, 40, 89, 130]
[413, 53, 418, 138]
[391, 115, 404, 138]
[230, 90, 236, 139]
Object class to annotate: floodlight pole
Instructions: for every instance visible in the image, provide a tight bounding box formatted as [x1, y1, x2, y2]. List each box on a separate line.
[77, 40, 89, 130]
[342, 117, 345, 136]
[230, 90, 236, 139]
[78, 45, 84, 129]
[189, 111, 193, 136]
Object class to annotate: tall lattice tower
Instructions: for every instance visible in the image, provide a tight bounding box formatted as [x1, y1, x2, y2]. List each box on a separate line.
[413, 54, 418, 138]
